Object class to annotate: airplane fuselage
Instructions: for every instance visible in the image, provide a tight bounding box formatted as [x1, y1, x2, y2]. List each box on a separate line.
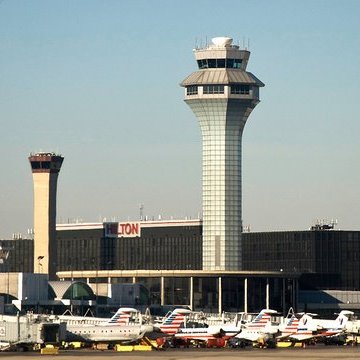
[66, 324, 153, 343]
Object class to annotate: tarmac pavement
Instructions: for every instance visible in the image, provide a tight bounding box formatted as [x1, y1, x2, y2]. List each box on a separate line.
[1, 346, 360, 360]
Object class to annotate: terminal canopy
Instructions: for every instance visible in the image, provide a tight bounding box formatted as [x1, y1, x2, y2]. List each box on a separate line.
[48, 281, 95, 301]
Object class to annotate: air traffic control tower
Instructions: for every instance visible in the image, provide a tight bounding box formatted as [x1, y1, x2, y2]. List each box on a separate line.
[29, 152, 64, 279]
[181, 37, 264, 271]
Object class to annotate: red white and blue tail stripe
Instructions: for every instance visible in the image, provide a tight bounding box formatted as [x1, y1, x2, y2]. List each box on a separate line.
[107, 307, 138, 325]
[246, 309, 277, 330]
[159, 308, 191, 335]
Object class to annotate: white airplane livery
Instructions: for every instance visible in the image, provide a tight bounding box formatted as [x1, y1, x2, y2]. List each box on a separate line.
[276, 309, 355, 345]
[173, 314, 244, 347]
[233, 309, 279, 345]
[65, 307, 153, 343]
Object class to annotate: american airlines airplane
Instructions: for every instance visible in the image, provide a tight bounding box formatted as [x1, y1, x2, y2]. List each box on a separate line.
[156, 308, 244, 347]
[173, 317, 243, 347]
[286, 310, 354, 343]
[54, 307, 140, 326]
[275, 309, 356, 348]
[65, 307, 153, 343]
[230, 309, 280, 348]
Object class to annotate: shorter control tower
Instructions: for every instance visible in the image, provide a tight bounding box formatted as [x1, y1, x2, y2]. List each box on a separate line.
[28, 152, 64, 279]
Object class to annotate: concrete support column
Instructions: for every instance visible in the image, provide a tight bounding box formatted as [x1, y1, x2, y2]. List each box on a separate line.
[282, 278, 286, 315]
[244, 278, 248, 313]
[218, 276, 222, 314]
[189, 277, 194, 310]
[266, 278, 270, 309]
[132, 277, 136, 284]
[160, 277, 165, 306]
[292, 279, 297, 311]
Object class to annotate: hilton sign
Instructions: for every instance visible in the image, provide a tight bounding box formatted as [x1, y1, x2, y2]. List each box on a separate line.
[105, 222, 141, 238]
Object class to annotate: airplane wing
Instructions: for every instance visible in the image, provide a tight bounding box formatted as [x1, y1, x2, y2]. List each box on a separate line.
[121, 327, 153, 344]
[208, 327, 225, 337]
[289, 334, 316, 341]
[236, 332, 262, 342]
[276, 333, 291, 340]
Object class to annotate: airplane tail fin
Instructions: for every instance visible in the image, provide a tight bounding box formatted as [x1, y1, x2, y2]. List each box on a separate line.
[159, 308, 191, 335]
[279, 308, 299, 335]
[246, 309, 277, 330]
[296, 312, 318, 333]
[107, 307, 139, 325]
[333, 310, 354, 329]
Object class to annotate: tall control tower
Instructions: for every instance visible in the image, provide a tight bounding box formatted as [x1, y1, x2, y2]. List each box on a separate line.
[181, 37, 264, 270]
[29, 152, 64, 279]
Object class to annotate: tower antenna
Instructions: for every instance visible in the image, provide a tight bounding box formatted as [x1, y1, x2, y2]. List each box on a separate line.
[139, 204, 144, 221]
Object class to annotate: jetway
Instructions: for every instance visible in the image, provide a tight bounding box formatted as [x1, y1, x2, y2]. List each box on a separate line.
[0, 313, 66, 351]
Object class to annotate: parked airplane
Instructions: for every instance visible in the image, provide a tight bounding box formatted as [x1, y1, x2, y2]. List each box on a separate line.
[52, 307, 141, 326]
[317, 310, 354, 337]
[281, 312, 319, 342]
[154, 308, 245, 347]
[230, 309, 279, 347]
[65, 307, 153, 343]
[172, 312, 245, 347]
[283, 310, 355, 344]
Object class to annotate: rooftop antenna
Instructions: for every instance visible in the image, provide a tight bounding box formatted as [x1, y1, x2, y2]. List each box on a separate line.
[139, 204, 144, 221]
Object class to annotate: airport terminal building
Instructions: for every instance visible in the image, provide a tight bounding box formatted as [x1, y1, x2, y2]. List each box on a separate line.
[2, 220, 360, 315]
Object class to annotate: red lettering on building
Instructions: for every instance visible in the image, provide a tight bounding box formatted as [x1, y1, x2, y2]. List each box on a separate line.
[117, 222, 141, 238]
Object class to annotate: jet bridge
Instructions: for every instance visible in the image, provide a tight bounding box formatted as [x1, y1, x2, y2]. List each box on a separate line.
[0, 313, 66, 351]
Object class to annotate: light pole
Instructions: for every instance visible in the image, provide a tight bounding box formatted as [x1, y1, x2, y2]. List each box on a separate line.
[0, 245, 10, 312]
[37, 256, 44, 313]
[91, 257, 98, 316]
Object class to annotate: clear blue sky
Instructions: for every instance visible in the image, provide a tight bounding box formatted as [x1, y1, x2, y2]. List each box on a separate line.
[1, 0, 359, 238]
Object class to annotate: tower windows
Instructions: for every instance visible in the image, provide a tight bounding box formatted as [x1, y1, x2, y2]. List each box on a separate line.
[30, 161, 51, 169]
[226, 59, 242, 69]
[186, 86, 198, 95]
[197, 58, 242, 69]
[230, 85, 250, 94]
[203, 85, 224, 94]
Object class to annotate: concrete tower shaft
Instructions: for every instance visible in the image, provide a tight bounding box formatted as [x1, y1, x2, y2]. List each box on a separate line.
[181, 37, 264, 271]
[29, 152, 63, 279]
